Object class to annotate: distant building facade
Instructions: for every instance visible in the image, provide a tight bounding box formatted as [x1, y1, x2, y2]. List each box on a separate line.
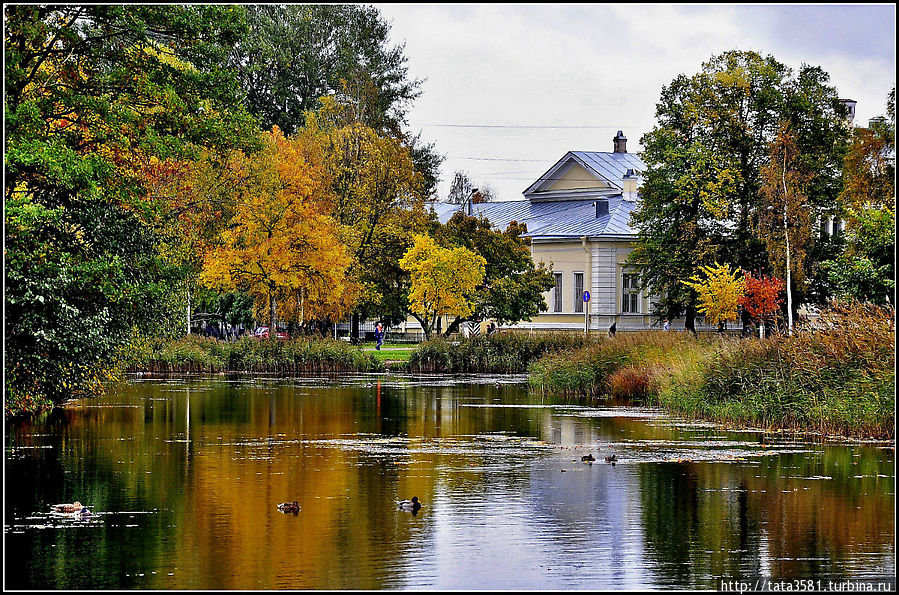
[425, 131, 714, 333]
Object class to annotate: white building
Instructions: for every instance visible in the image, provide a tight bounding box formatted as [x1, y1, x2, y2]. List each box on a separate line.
[427, 131, 714, 333]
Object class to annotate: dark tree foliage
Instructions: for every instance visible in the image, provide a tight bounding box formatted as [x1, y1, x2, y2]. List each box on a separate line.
[224, 4, 442, 196]
[4, 5, 259, 413]
[227, 4, 419, 136]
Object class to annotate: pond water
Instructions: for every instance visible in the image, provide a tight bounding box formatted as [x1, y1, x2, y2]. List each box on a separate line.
[4, 375, 895, 590]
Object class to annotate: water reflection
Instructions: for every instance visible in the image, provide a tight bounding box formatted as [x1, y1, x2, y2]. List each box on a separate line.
[4, 376, 894, 589]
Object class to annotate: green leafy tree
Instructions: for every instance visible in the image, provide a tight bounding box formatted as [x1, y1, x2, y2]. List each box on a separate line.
[223, 4, 443, 197]
[627, 74, 734, 334]
[204, 291, 256, 339]
[225, 4, 418, 136]
[818, 87, 895, 305]
[627, 50, 849, 332]
[4, 6, 258, 414]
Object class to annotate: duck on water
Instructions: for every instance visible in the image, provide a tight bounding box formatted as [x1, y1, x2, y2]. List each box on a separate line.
[278, 501, 301, 514]
[51, 501, 93, 516]
[397, 497, 421, 512]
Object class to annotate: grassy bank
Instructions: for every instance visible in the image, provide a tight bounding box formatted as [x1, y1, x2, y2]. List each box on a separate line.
[407, 332, 597, 373]
[125, 335, 381, 374]
[529, 303, 895, 439]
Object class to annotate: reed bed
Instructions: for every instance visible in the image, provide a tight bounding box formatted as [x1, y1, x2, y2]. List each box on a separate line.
[528, 303, 895, 440]
[128, 335, 380, 374]
[408, 332, 597, 373]
[528, 331, 720, 398]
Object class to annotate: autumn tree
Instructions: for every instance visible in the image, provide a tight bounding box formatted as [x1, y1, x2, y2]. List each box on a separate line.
[759, 123, 813, 333]
[681, 263, 747, 331]
[820, 87, 896, 304]
[472, 184, 498, 204]
[839, 89, 895, 214]
[446, 171, 497, 206]
[399, 234, 486, 340]
[199, 128, 354, 334]
[4, 6, 258, 413]
[304, 97, 431, 333]
[741, 272, 785, 336]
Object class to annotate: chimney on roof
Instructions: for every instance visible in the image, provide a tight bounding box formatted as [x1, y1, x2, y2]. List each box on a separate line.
[594, 198, 609, 218]
[622, 168, 638, 201]
[613, 130, 627, 153]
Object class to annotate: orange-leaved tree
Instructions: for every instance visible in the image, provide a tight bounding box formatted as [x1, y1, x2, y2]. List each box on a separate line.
[681, 262, 746, 330]
[399, 234, 486, 340]
[200, 127, 354, 334]
[741, 271, 785, 332]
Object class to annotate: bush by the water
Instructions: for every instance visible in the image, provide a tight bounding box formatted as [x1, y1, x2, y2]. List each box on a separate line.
[127, 335, 380, 374]
[528, 303, 895, 439]
[408, 332, 596, 373]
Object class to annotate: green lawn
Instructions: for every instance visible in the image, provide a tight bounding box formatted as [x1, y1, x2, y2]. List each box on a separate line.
[361, 343, 416, 362]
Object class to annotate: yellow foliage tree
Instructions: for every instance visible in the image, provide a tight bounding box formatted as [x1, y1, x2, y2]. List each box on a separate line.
[399, 234, 486, 340]
[681, 262, 747, 329]
[200, 127, 354, 333]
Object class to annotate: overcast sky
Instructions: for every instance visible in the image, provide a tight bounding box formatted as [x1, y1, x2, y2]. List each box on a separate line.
[376, 3, 896, 201]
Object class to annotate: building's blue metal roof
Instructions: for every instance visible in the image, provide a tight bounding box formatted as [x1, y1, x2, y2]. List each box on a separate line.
[430, 195, 639, 240]
[432, 149, 645, 240]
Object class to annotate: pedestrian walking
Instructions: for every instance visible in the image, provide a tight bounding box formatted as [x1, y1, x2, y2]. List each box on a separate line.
[663, 319, 670, 331]
[375, 322, 385, 350]
[608, 322, 617, 337]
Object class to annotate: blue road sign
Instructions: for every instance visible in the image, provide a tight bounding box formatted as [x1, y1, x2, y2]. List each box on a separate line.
[582, 290, 591, 302]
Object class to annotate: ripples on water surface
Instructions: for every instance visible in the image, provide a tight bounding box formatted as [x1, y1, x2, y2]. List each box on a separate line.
[4, 375, 895, 590]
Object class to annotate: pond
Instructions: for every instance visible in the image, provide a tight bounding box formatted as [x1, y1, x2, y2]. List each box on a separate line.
[4, 376, 895, 590]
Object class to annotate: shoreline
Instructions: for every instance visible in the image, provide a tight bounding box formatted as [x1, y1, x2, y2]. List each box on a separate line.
[23, 369, 891, 445]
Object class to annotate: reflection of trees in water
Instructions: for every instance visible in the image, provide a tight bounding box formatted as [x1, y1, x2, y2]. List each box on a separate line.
[8, 380, 894, 589]
[640, 463, 702, 586]
[750, 450, 895, 578]
[638, 449, 895, 588]
[6, 398, 187, 589]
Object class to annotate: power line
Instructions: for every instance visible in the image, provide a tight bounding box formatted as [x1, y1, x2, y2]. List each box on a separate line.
[421, 123, 640, 129]
[447, 156, 550, 162]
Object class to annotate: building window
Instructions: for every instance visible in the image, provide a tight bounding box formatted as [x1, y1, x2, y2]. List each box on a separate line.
[622, 273, 640, 313]
[833, 218, 844, 237]
[573, 272, 584, 313]
[553, 273, 563, 312]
